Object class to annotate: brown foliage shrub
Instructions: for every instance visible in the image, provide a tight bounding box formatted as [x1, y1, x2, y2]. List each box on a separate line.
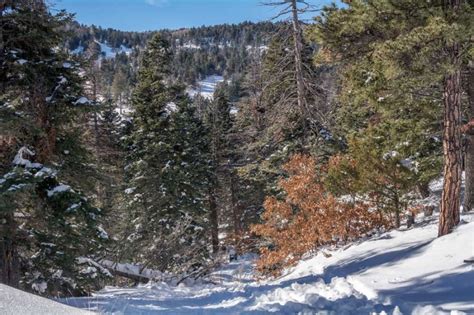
[251, 154, 389, 276]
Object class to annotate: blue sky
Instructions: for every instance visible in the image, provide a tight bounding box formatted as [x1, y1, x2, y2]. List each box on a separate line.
[52, 0, 337, 32]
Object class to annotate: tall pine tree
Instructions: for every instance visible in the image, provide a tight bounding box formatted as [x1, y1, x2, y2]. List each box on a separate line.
[125, 34, 213, 273]
[310, 0, 473, 235]
[0, 0, 110, 295]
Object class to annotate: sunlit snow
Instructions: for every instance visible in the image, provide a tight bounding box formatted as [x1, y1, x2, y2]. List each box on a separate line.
[186, 75, 224, 100]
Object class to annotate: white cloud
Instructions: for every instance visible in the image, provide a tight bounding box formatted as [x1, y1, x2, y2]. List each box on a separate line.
[145, 0, 169, 7]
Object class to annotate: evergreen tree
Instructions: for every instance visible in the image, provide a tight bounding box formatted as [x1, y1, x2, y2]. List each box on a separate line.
[0, 0, 110, 295]
[204, 87, 233, 252]
[310, 0, 473, 234]
[125, 34, 213, 273]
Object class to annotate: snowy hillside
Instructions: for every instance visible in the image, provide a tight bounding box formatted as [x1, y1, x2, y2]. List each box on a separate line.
[186, 75, 225, 100]
[61, 212, 474, 314]
[0, 284, 93, 315]
[71, 41, 133, 59]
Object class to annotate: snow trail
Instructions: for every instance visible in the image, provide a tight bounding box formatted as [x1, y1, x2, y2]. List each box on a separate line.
[61, 212, 474, 315]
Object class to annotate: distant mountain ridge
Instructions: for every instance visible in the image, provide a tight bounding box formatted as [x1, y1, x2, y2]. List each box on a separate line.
[65, 21, 279, 86]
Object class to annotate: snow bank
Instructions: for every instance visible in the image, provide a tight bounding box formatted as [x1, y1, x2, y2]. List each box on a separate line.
[285, 216, 474, 314]
[0, 284, 92, 315]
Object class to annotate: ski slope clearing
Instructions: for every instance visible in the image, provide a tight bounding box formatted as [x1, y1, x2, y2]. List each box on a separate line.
[186, 75, 224, 100]
[61, 212, 474, 314]
[0, 284, 93, 315]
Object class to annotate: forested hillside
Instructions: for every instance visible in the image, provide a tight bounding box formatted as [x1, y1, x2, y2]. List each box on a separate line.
[64, 21, 278, 105]
[1, 0, 473, 314]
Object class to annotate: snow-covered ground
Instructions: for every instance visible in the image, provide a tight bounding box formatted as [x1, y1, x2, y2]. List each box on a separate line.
[186, 75, 224, 100]
[0, 284, 93, 315]
[71, 41, 133, 59]
[61, 211, 474, 315]
[94, 41, 133, 59]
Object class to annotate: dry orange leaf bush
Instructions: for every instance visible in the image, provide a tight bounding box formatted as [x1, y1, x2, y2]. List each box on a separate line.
[252, 154, 389, 276]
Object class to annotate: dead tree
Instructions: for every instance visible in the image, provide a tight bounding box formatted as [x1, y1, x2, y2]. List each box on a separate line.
[262, 0, 331, 131]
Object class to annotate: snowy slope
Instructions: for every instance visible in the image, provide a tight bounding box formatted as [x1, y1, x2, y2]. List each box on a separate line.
[0, 284, 93, 315]
[61, 212, 474, 315]
[95, 41, 133, 59]
[186, 75, 224, 100]
[71, 41, 132, 59]
[278, 214, 474, 315]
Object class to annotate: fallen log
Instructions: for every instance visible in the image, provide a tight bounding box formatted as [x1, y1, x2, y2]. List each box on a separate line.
[99, 260, 162, 283]
[107, 268, 150, 283]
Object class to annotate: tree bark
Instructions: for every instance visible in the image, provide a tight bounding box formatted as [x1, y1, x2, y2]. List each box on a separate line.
[230, 171, 241, 244]
[463, 62, 474, 213]
[209, 187, 219, 254]
[439, 0, 462, 236]
[0, 212, 19, 287]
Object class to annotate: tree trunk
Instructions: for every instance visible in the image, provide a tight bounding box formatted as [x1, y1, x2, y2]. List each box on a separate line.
[417, 182, 431, 198]
[0, 212, 19, 287]
[92, 75, 100, 151]
[463, 62, 474, 213]
[209, 188, 219, 254]
[230, 171, 241, 243]
[394, 194, 401, 228]
[439, 0, 462, 236]
[290, 0, 305, 113]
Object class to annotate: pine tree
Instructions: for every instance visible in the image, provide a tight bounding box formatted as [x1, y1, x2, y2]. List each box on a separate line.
[204, 86, 233, 252]
[0, 0, 110, 295]
[0, 148, 110, 295]
[125, 34, 213, 273]
[310, 0, 473, 235]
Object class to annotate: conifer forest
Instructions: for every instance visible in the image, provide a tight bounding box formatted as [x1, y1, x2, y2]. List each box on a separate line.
[0, 1, 473, 314]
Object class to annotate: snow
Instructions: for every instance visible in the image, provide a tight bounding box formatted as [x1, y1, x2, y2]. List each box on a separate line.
[246, 45, 269, 53]
[97, 225, 109, 239]
[95, 40, 133, 59]
[34, 166, 56, 178]
[47, 184, 71, 197]
[230, 105, 239, 115]
[76, 257, 113, 278]
[0, 284, 92, 315]
[71, 45, 85, 54]
[181, 42, 201, 49]
[99, 260, 164, 280]
[279, 214, 474, 314]
[186, 75, 224, 100]
[31, 281, 48, 294]
[56, 176, 474, 314]
[13, 147, 35, 167]
[61, 209, 474, 315]
[165, 102, 177, 113]
[46, 76, 68, 103]
[74, 96, 91, 105]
